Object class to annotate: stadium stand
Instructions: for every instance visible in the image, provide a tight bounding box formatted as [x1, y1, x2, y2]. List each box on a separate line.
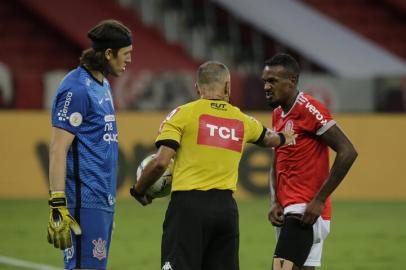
[0, 0, 405, 110]
[1, 0, 198, 108]
[302, 0, 406, 59]
[0, 0, 80, 108]
[121, 0, 406, 77]
[119, 0, 327, 74]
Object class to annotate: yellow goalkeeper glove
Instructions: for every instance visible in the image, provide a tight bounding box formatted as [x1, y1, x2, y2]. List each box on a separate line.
[47, 192, 82, 250]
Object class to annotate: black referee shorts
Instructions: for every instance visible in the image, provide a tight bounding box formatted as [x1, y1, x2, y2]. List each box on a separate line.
[161, 189, 239, 270]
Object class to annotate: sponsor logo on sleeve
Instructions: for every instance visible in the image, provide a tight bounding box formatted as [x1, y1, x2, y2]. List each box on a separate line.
[69, 112, 83, 127]
[197, 115, 244, 152]
[57, 91, 73, 121]
[158, 107, 180, 134]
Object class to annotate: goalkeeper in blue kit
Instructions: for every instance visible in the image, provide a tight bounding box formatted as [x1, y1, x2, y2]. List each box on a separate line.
[47, 19, 132, 269]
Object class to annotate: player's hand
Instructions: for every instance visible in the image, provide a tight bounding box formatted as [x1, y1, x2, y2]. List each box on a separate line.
[268, 202, 284, 227]
[280, 130, 297, 145]
[302, 198, 324, 226]
[47, 192, 81, 250]
[130, 185, 153, 206]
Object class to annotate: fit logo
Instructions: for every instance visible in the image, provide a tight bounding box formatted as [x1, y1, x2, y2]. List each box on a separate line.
[211, 102, 227, 111]
[197, 115, 244, 152]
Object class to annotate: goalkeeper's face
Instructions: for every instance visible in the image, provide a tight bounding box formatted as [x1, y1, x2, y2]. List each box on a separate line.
[262, 65, 296, 110]
[107, 45, 133, 77]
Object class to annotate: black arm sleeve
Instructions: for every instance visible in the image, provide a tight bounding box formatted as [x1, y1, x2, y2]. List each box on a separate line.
[155, 139, 180, 151]
[253, 126, 267, 145]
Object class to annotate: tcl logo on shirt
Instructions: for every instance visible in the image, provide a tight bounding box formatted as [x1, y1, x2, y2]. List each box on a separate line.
[197, 115, 244, 152]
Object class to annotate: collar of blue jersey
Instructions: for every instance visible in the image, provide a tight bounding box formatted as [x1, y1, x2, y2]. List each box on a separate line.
[81, 65, 104, 86]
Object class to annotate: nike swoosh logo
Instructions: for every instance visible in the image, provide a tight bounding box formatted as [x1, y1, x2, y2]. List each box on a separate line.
[99, 98, 104, 104]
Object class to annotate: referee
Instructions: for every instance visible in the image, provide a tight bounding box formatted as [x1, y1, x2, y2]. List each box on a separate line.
[131, 61, 296, 270]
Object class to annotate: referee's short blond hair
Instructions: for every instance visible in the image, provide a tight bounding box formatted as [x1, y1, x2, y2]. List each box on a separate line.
[196, 61, 230, 90]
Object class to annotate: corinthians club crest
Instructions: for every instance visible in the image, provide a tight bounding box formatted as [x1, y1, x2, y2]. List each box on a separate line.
[92, 238, 107, 261]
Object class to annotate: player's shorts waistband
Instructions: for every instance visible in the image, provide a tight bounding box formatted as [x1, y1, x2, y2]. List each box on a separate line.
[171, 189, 233, 198]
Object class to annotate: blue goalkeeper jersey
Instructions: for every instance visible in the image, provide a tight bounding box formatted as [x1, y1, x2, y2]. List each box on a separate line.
[51, 66, 118, 212]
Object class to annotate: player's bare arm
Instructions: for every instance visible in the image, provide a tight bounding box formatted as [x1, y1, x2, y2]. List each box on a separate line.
[49, 127, 75, 192]
[131, 145, 176, 205]
[48, 127, 82, 250]
[302, 125, 358, 225]
[259, 129, 296, 148]
[268, 149, 284, 226]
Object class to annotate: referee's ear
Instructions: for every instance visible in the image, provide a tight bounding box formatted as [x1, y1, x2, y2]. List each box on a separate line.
[195, 83, 202, 98]
[224, 81, 231, 100]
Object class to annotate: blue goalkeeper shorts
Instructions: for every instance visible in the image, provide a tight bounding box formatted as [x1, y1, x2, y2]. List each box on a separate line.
[63, 208, 114, 270]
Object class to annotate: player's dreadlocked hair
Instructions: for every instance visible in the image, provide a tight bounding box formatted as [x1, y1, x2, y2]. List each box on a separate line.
[79, 19, 132, 75]
[265, 53, 300, 82]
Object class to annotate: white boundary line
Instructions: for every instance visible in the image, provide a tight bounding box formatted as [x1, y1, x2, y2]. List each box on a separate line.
[0, 255, 63, 270]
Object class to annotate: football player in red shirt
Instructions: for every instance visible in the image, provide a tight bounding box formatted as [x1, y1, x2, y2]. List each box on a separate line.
[263, 54, 358, 270]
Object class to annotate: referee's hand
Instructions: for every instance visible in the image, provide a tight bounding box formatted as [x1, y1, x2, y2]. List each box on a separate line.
[130, 186, 152, 206]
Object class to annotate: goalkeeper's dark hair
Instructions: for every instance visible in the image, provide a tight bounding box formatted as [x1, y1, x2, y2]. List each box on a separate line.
[265, 53, 300, 82]
[79, 19, 132, 75]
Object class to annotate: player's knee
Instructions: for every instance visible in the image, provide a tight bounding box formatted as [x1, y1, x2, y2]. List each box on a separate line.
[273, 258, 298, 270]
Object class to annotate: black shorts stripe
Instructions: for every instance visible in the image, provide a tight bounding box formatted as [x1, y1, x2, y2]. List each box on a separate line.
[72, 138, 82, 269]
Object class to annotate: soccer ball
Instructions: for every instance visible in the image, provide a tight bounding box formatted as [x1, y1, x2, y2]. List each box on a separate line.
[136, 154, 174, 198]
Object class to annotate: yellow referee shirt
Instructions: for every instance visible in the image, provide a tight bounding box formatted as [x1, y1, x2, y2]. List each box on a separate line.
[156, 99, 265, 191]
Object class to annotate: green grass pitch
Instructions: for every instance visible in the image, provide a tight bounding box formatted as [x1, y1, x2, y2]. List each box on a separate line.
[0, 198, 405, 269]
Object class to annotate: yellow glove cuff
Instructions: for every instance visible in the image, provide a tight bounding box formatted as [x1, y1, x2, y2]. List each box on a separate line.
[49, 192, 67, 208]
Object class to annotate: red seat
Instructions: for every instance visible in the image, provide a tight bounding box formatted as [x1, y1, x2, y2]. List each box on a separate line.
[301, 0, 406, 59]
